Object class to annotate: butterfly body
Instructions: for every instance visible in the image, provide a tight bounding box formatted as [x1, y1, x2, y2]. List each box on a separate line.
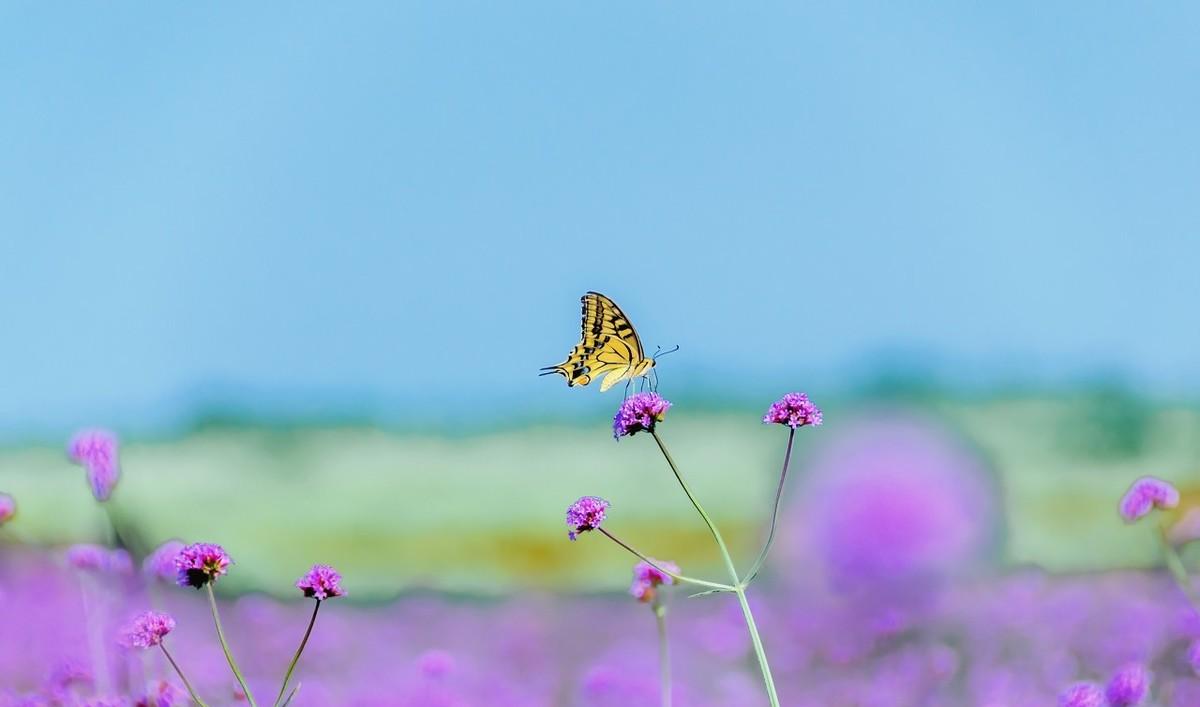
[541, 292, 656, 392]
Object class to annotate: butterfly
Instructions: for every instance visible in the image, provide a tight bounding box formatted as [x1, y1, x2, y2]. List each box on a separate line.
[541, 292, 675, 392]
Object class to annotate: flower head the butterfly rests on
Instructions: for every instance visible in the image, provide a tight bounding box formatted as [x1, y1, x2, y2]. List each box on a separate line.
[613, 392, 671, 439]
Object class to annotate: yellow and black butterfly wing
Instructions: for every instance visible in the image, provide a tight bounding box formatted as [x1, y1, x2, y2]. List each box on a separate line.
[540, 292, 652, 391]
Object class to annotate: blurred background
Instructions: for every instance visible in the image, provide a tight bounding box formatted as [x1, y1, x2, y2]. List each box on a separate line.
[1, 2, 1199, 704]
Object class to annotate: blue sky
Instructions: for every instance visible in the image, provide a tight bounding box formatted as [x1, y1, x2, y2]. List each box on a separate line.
[1, 3, 1197, 435]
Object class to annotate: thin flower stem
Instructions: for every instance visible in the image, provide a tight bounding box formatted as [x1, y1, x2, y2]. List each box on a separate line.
[743, 428, 795, 586]
[654, 603, 671, 707]
[1159, 525, 1200, 610]
[650, 429, 781, 707]
[205, 584, 258, 707]
[159, 642, 208, 706]
[79, 575, 112, 696]
[597, 528, 734, 592]
[273, 600, 321, 707]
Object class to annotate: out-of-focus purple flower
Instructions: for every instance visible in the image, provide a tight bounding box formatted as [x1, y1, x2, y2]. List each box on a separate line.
[795, 417, 997, 606]
[120, 611, 175, 649]
[174, 542, 232, 589]
[1105, 663, 1150, 706]
[297, 563, 346, 600]
[1058, 682, 1105, 707]
[417, 649, 456, 679]
[630, 559, 678, 603]
[1119, 476, 1180, 523]
[763, 392, 823, 429]
[67, 429, 120, 502]
[67, 545, 134, 575]
[108, 549, 133, 575]
[566, 496, 610, 541]
[66, 544, 111, 572]
[612, 392, 671, 439]
[143, 540, 185, 582]
[0, 492, 15, 526]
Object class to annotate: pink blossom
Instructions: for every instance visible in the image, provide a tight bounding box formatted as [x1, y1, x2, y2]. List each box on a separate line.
[67, 429, 120, 502]
[1119, 476, 1179, 523]
[566, 496, 610, 540]
[297, 563, 346, 600]
[763, 392, 823, 429]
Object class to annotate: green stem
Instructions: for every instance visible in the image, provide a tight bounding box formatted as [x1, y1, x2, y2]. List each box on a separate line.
[649, 430, 780, 706]
[743, 428, 795, 585]
[205, 583, 258, 706]
[597, 528, 734, 592]
[159, 642, 208, 706]
[274, 600, 321, 707]
[1159, 525, 1200, 610]
[654, 603, 671, 707]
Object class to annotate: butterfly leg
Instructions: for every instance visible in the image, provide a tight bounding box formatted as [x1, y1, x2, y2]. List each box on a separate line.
[623, 378, 632, 401]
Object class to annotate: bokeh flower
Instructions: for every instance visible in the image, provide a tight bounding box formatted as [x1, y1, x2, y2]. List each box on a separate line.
[67, 544, 115, 573]
[0, 492, 15, 526]
[763, 392, 823, 429]
[143, 540, 185, 582]
[120, 611, 175, 649]
[793, 416, 997, 608]
[1119, 476, 1179, 523]
[1105, 663, 1150, 706]
[566, 496, 610, 540]
[629, 559, 678, 603]
[612, 392, 671, 439]
[174, 542, 232, 589]
[297, 563, 346, 600]
[1058, 682, 1105, 707]
[67, 429, 120, 502]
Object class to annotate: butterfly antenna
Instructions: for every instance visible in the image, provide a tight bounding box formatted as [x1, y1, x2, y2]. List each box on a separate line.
[652, 345, 680, 362]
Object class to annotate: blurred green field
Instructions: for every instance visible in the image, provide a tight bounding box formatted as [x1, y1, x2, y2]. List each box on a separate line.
[2, 393, 1198, 600]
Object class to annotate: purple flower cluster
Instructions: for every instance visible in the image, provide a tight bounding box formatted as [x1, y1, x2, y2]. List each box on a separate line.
[174, 542, 232, 589]
[67, 429, 121, 502]
[1118, 476, 1180, 523]
[629, 559, 678, 603]
[762, 392, 823, 429]
[566, 496, 610, 540]
[612, 392, 671, 439]
[297, 563, 347, 600]
[1105, 663, 1151, 706]
[120, 611, 176, 649]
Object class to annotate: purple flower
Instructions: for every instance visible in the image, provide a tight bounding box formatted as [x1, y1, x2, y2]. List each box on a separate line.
[612, 392, 671, 439]
[0, 492, 15, 526]
[630, 559, 678, 603]
[143, 540, 185, 582]
[1058, 682, 1105, 707]
[763, 392, 823, 429]
[107, 548, 133, 575]
[1105, 663, 1150, 706]
[296, 563, 346, 600]
[66, 544, 112, 572]
[174, 542, 232, 589]
[1119, 476, 1180, 523]
[417, 649, 455, 679]
[120, 611, 175, 649]
[566, 496, 610, 540]
[67, 429, 120, 502]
